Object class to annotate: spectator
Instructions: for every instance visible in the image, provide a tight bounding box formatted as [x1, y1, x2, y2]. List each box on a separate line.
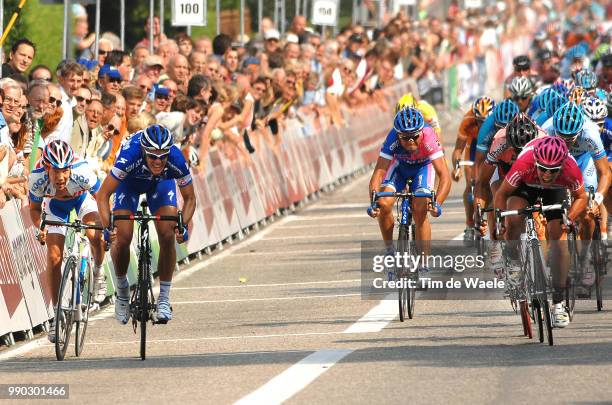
[2, 39, 36, 77]
[223, 48, 240, 82]
[153, 87, 171, 113]
[127, 111, 156, 133]
[82, 98, 105, 167]
[106, 50, 133, 83]
[156, 40, 179, 69]
[136, 16, 168, 52]
[70, 85, 92, 156]
[176, 32, 194, 57]
[95, 38, 114, 67]
[160, 79, 179, 106]
[132, 44, 150, 74]
[57, 61, 86, 104]
[98, 65, 123, 95]
[43, 83, 73, 145]
[212, 34, 233, 61]
[122, 86, 146, 121]
[167, 55, 191, 94]
[264, 29, 281, 57]
[289, 15, 308, 44]
[187, 74, 213, 103]
[142, 55, 164, 85]
[28, 65, 53, 82]
[190, 51, 207, 76]
[134, 75, 154, 100]
[194, 37, 212, 56]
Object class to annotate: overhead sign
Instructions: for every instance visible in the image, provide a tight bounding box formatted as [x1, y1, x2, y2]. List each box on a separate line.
[172, 0, 207, 26]
[312, 0, 338, 26]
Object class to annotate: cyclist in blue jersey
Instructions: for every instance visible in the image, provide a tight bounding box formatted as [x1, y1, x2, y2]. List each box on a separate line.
[28, 140, 106, 342]
[542, 102, 611, 285]
[535, 90, 568, 126]
[97, 124, 197, 324]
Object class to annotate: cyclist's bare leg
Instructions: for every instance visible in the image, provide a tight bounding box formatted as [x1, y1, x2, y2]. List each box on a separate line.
[111, 209, 134, 279]
[413, 197, 431, 256]
[377, 186, 396, 247]
[82, 212, 104, 267]
[487, 180, 501, 239]
[547, 220, 569, 291]
[505, 196, 528, 259]
[154, 205, 179, 282]
[47, 233, 65, 306]
[464, 165, 475, 228]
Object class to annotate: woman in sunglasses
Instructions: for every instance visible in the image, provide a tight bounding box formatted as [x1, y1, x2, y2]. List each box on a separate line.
[494, 136, 588, 328]
[367, 108, 451, 271]
[96, 124, 196, 324]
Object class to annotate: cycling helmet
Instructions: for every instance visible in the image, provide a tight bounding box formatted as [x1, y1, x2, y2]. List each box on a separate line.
[561, 78, 575, 93]
[395, 93, 416, 113]
[42, 139, 74, 169]
[582, 97, 607, 124]
[506, 113, 538, 150]
[545, 92, 568, 118]
[552, 101, 585, 137]
[508, 76, 533, 98]
[537, 88, 560, 112]
[568, 86, 587, 104]
[574, 69, 597, 90]
[551, 81, 569, 96]
[472, 96, 495, 120]
[493, 99, 519, 128]
[533, 136, 568, 167]
[393, 107, 424, 133]
[140, 124, 173, 151]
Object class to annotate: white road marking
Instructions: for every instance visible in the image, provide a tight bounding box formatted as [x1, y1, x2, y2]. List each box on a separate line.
[282, 222, 370, 229]
[172, 279, 361, 290]
[292, 213, 367, 221]
[306, 203, 368, 210]
[172, 293, 360, 304]
[229, 247, 362, 257]
[342, 294, 397, 334]
[264, 232, 379, 241]
[233, 349, 354, 405]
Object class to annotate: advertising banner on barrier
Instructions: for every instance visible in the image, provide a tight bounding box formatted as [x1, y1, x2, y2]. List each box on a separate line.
[186, 169, 222, 254]
[208, 150, 241, 240]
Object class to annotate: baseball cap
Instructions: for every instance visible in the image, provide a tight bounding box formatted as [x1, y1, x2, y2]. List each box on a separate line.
[155, 86, 170, 97]
[98, 64, 122, 80]
[513, 55, 531, 70]
[264, 29, 280, 41]
[76, 58, 97, 70]
[143, 55, 164, 68]
[285, 33, 299, 44]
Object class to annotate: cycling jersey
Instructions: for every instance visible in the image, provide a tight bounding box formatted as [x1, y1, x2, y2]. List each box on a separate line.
[458, 110, 482, 161]
[475, 114, 497, 154]
[506, 146, 583, 191]
[380, 126, 443, 193]
[603, 117, 612, 162]
[486, 127, 547, 176]
[28, 158, 101, 235]
[110, 131, 192, 214]
[415, 100, 441, 135]
[541, 118, 606, 161]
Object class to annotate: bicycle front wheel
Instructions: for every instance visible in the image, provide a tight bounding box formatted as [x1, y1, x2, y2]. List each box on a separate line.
[75, 258, 94, 357]
[56, 256, 76, 361]
[397, 225, 416, 321]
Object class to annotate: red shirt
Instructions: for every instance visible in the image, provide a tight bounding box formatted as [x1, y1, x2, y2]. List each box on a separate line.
[505, 146, 583, 191]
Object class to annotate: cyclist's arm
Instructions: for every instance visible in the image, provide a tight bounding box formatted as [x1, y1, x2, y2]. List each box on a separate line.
[431, 156, 451, 204]
[569, 185, 588, 222]
[594, 157, 610, 195]
[473, 151, 486, 182]
[493, 179, 516, 214]
[28, 199, 43, 229]
[178, 183, 196, 225]
[475, 161, 495, 205]
[368, 157, 391, 197]
[96, 175, 121, 229]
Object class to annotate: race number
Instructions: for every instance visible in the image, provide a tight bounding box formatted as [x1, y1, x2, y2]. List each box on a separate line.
[172, 0, 207, 26]
[311, 0, 338, 26]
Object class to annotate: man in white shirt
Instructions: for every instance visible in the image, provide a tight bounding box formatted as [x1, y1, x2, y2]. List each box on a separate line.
[45, 83, 73, 144]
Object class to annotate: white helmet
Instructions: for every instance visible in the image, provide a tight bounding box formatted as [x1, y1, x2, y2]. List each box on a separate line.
[582, 96, 607, 125]
[508, 76, 533, 98]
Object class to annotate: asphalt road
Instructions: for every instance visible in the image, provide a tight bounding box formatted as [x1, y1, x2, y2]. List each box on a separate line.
[1, 112, 612, 405]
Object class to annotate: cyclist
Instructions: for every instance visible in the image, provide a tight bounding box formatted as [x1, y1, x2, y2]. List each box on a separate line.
[575, 68, 607, 100]
[477, 113, 545, 275]
[96, 124, 197, 324]
[494, 136, 588, 328]
[542, 102, 611, 286]
[395, 92, 441, 136]
[507, 76, 535, 114]
[451, 96, 495, 242]
[534, 89, 568, 126]
[503, 55, 537, 96]
[27, 140, 106, 342]
[367, 108, 450, 265]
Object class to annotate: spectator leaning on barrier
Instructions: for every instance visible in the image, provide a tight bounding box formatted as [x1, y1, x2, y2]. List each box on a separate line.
[71, 85, 92, 156]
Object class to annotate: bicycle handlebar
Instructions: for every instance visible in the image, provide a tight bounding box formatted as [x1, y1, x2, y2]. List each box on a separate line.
[110, 211, 184, 234]
[40, 212, 104, 231]
[496, 203, 564, 219]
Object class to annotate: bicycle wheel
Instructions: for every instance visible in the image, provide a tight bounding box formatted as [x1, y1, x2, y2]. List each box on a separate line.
[532, 241, 553, 345]
[565, 235, 579, 320]
[75, 258, 94, 357]
[139, 258, 149, 361]
[593, 239, 604, 311]
[542, 300, 554, 346]
[398, 225, 410, 321]
[406, 224, 416, 320]
[533, 299, 544, 343]
[55, 256, 76, 361]
[519, 301, 533, 339]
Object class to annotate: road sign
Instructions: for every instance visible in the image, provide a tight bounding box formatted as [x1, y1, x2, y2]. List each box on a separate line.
[172, 0, 207, 26]
[311, 0, 338, 26]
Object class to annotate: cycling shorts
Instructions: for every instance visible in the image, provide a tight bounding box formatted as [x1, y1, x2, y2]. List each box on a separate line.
[44, 193, 98, 236]
[113, 179, 178, 214]
[382, 161, 434, 193]
[510, 185, 566, 221]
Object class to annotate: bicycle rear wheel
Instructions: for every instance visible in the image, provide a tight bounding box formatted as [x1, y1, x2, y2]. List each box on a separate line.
[565, 236, 579, 320]
[398, 225, 414, 321]
[519, 300, 533, 339]
[532, 241, 553, 345]
[139, 261, 149, 361]
[55, 256, 76, 361]
[593, 239, 605, 311]
[533, 299, 544, 343]
[75, 258, 94, 357]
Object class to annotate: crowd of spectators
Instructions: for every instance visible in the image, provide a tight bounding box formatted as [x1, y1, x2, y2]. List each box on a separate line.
[0, 0, 610, 206]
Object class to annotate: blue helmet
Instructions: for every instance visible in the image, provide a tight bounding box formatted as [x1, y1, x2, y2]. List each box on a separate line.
[553, 102, 584, 137]
[493, 99, 519, 128]
[551, 82, 569, 96]
[537, 88, 560, 112]
[140, 124, 173, 151]
[545, 92, 569, 118]
[574, 69, 597, 90]
[393, 107, 424, 133]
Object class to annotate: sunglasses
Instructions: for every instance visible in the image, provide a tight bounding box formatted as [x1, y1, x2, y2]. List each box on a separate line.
[515, 95, 531, 100]
[398, 131, 421, 141]
[156, 94, 169, 100]
[75, 95, 92, 104]
[98, 50, 108, 56]
[48, 97, 62, 107]
[108, 77, 122, 84]
[536, 163, 561, 174]
[105, 124, 120, 135]
[145, 151, 170, 161]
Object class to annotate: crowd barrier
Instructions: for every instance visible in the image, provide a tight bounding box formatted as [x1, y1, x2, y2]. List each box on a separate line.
[0, 81, 411, 347]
